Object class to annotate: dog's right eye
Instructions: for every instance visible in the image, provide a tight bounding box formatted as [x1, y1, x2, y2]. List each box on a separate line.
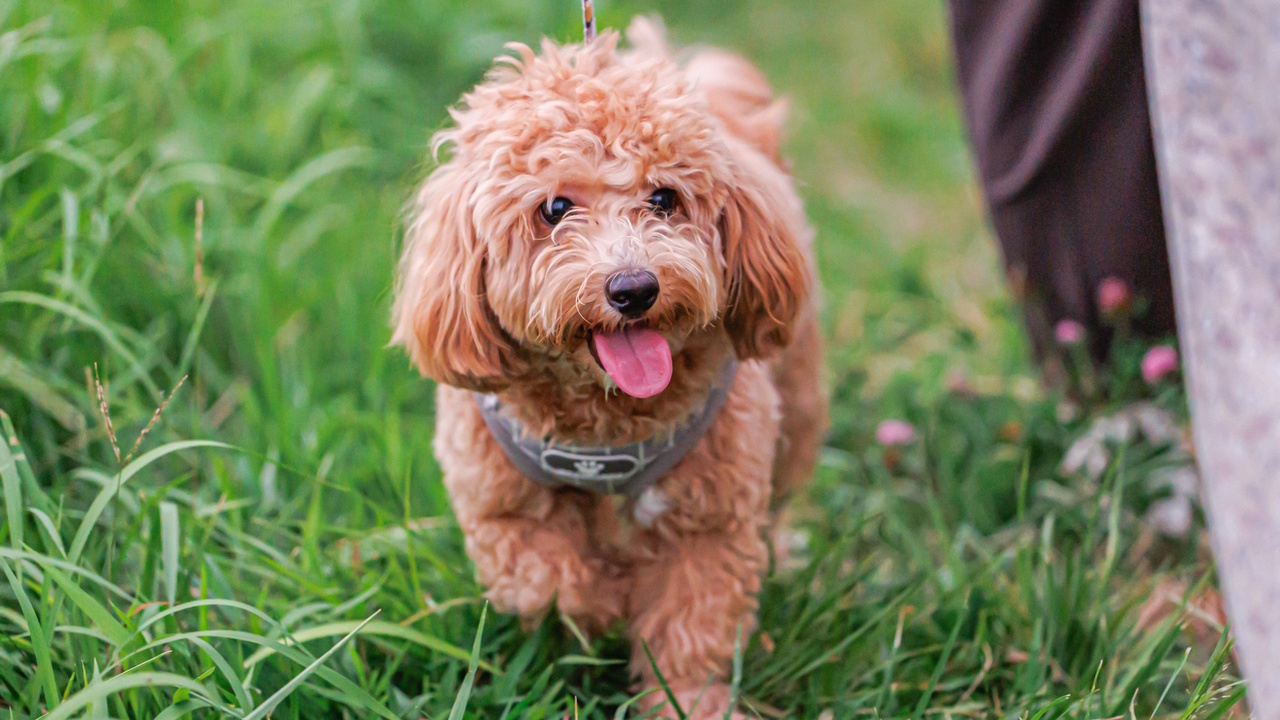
[539, 197, 575, 226]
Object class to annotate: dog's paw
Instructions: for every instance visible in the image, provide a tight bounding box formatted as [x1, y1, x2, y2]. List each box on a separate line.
[486, 555, 629, 633]
[486, 579, 557, 625]
[559, 559, 629, 634]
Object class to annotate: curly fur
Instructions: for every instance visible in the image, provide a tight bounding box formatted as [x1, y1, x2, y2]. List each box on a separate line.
[392, 18, 827, 717]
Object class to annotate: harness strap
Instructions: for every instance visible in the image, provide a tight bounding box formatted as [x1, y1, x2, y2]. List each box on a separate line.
[475, 359, 738, 497]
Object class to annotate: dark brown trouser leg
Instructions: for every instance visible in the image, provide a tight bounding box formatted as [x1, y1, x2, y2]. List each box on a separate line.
[947, 0, 1177, 364]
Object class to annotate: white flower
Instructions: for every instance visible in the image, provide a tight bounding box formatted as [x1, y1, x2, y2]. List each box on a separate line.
[1143, 465, 1199, 536]
[1132, 402, 1180, 445]
[1060, 428, 1112, 480]
[1060, 403, 1183, 481]
[1146, 497, 1193, 537]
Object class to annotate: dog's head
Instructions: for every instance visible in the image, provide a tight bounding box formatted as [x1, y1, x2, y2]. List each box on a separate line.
[392, 20, 811, 397]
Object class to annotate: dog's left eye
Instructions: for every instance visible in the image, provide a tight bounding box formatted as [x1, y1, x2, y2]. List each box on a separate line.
[540, 197, 575, 226]
[647, 188, 678, 215]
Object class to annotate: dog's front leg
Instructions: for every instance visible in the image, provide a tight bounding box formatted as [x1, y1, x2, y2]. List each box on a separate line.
[434, 387, 627, 633]
[629, 524, 767, 718]
[460, 491, 626, 633]
[626, 365, 780, 719]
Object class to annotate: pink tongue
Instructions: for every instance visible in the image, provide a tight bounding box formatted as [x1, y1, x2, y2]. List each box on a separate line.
[592, 327, 673, 398]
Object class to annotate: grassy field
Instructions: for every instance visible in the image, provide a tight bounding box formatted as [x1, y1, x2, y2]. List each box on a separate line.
[0, 0, 1242, 717]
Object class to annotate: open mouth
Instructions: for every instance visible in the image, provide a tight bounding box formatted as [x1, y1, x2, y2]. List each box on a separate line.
[589, 324, 673, 399]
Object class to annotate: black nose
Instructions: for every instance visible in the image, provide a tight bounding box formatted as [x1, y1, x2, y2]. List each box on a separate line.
[605, 270, 660, 318]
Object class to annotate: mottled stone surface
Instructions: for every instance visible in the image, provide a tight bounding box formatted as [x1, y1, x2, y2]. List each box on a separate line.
[1143, 0, 1280, 714]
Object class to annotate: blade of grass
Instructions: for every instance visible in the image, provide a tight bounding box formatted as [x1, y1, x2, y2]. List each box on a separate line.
[1110, 615, 1184, 717]
[176, 278, 218, 378]
[559, 611, 594, 656]
[242, 618, 495, 672]
[724, 624, 743, 720]
[0, 418, 22, 552]
[125, 628, 397, 719]
[769, 581, 919, 690]
[27, 507, 67, 558]
[614, 689, 660, 720]
[1027, 693, 1075, 720]
[1150, 648, 1191, 719]
[41, 672, 222, 720]
[1, 558, 59, 709]
[642, 640, 686, 720]
[247, 146, 375, 245]
[42, 564, 131, 647]
[153, 699, 206, 720]
[0, 409, 50, 510]
[1177, 628, 1234, 720]
[160, 500, 179, 606]
[0, 346, 84, 430]
[243, 610, 380, 720]
[1199, 685, 1247, 720]
[911, 603, 965, 719]
[447, 603, 488, 720]
[556, 655, 625, 667]
[0, 291, 160, 397]
[130, 598, 289, 642]
[0, 547, 134, 600]
[181, 637, 253, 713]
[68, 440, 233, 564]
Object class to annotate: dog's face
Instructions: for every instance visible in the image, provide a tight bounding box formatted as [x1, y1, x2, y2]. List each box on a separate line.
[393, 27, 810, 397]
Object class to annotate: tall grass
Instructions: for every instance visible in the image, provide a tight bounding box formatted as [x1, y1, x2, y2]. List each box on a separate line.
[0, 0, 1241, 717]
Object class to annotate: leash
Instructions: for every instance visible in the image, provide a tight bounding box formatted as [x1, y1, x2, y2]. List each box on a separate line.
[582, 0, 596, 43]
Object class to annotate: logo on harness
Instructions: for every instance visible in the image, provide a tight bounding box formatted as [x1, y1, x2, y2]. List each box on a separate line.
[541, 448, 640, 482]
[573, 459, 604, 477]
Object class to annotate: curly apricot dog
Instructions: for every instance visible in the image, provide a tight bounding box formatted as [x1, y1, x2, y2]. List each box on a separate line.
[392, 18, 826, 718]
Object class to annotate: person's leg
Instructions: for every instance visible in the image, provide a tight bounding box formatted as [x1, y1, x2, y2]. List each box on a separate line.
[947, 0, 1176, 364]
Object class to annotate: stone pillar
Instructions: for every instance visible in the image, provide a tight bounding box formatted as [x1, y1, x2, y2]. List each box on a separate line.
[1143, 1, 1280, 715]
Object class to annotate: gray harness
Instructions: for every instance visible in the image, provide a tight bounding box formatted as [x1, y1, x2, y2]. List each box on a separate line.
[475, 360, 738, 496]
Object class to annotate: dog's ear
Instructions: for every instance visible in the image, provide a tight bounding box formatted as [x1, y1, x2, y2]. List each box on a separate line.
[718, 138, 813, 360]
[625, 16, 670, 57]
[391, 160, 522, 392]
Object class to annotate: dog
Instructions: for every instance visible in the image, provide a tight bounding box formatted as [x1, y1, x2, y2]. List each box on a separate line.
[392, 18, 826, 718]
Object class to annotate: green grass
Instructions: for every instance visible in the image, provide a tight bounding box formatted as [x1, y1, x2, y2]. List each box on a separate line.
[0, 0, 1242, 717]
